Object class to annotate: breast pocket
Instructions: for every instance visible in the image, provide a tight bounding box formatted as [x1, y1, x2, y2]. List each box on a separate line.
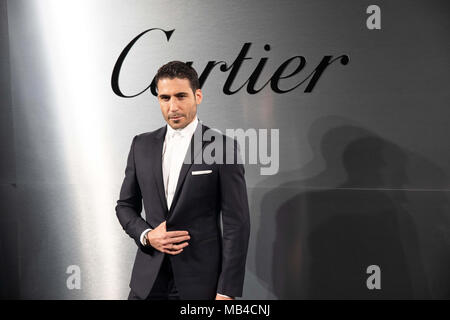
[189, 166, 218, 197]
[191, 169, 213, 176]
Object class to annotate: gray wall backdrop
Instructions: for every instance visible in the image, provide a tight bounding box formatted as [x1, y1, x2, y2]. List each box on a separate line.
[1, 0, 449, 299]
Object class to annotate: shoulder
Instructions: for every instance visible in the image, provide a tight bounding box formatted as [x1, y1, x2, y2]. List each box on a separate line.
[201, 123, 236, 145]
[133, 126, 166, 144]
[201, 123, 242, 165]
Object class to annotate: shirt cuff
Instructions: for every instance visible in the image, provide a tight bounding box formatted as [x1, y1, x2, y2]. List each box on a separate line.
[140, 228, 152, 245]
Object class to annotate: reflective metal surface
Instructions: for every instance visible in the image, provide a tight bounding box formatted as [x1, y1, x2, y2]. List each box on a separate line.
[1, 0, 449, 299]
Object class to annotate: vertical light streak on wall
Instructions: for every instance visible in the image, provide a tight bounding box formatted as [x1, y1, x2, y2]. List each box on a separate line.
[34, 0, 120, 298]
[241, 88, 275, 128]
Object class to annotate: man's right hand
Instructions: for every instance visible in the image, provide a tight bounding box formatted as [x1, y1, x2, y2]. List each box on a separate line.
[146, 221, 190, 255]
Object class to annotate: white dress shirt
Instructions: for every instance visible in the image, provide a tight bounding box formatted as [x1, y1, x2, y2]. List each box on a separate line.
[163, 116, 199, 210]
[140, 116, 198, 245]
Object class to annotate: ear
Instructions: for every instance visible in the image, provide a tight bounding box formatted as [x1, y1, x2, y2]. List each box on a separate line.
[195, 89, 203, 104]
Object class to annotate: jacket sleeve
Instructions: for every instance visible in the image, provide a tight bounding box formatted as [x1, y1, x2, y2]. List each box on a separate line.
[216, 138, 251, 297]
[116, 135, 151, 248]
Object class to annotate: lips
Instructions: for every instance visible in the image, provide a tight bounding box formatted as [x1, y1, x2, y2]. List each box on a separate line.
[170, 115, 183, 121]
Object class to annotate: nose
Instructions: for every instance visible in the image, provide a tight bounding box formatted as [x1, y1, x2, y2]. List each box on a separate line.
[168, 98, 179, 113]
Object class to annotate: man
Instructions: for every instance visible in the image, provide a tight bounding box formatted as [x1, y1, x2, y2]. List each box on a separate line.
[116, 61, 251, 300]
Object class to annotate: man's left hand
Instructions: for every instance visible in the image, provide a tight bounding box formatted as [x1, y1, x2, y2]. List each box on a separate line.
[215, 294, 234, 300]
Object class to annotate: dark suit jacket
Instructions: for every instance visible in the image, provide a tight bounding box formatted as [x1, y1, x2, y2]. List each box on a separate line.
[116, 122, 250, 299]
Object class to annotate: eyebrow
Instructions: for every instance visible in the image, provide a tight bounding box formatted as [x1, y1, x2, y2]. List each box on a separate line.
[158, 92, 189, 98]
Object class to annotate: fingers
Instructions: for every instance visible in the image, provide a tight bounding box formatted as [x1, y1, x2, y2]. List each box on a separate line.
[163, 243, 189, 254]
[163, 241, 189, 251]
[162, 241, 189, 255]
[155, 245, 186, 255]
[164, 248, 184, 255]
[163, 235, 191, 244]
[166, 230, 189, 238]
[151, 224, 190, 256]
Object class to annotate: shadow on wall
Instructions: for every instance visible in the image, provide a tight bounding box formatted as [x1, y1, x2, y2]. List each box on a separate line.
[252, 115, 450, 299]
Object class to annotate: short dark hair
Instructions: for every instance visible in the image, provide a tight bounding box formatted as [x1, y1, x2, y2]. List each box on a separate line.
[154, 61, 200, 93]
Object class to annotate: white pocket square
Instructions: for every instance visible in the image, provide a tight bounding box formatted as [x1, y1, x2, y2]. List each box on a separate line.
[192, 170, 212, 175]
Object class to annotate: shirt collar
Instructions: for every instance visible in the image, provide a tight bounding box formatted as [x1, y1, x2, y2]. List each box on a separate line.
[166, 116, 199, 140]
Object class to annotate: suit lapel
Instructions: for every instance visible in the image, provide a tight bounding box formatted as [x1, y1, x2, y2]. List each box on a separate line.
[168, 122, 208, 217]
[151, 126, 169, 214]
